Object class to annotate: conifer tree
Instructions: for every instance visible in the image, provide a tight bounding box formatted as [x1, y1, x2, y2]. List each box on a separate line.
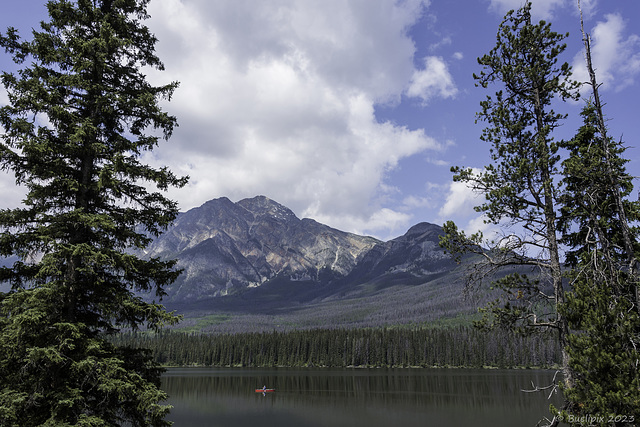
[439, 0, 579, 403]
[554, 4, 640, 422]
[558, 105, 640, 424]
[0, 0, 186, 425]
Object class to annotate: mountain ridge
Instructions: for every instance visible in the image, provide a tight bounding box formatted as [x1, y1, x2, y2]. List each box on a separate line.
[136, 195, 491, 332]
[143, 195, 459, 305]
[146, 195, 388, 302]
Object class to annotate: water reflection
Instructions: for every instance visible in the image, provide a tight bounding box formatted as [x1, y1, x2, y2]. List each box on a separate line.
[163, 368, 563, 427]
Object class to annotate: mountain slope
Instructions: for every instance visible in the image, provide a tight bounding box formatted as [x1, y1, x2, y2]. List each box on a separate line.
[344, 222, 456, 285]
[137, 195, 484, 332]
[144, 196, 380, 301]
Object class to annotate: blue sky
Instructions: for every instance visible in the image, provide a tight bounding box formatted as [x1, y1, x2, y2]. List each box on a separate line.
[1, 0, 639, 240]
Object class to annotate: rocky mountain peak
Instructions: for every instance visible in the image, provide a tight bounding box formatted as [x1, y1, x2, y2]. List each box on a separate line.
[237, 195, 298, 222]
[142, 196, 454, 304]
[145, 196, 382, 301]
[402, 222, 442, 241]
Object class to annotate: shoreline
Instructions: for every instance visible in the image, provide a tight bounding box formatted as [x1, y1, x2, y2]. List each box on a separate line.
[160, 363, 561, 370]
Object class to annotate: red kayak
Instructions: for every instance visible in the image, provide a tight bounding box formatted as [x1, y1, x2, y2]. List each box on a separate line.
[255, 389, 275, 393]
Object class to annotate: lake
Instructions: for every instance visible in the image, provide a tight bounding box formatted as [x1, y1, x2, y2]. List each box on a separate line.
[162, 367, 563, 427]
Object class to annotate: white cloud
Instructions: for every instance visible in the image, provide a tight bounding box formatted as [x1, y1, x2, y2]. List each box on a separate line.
[432, 170, 503, 242]
[464, 215, 501, 242]
[437, 168, 483, 221]
[142, 0, 440, 236]
[572, 13, 640, 92]
[406, 56, 458, 104]
[0, 173, 25, 207]
[307, 206, 413, 239]
[436, 174, 502, 242]
[0, 89, 27, 209]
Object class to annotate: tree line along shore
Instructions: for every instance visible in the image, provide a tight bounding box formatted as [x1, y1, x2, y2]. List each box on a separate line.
[113, 326, 561, 369]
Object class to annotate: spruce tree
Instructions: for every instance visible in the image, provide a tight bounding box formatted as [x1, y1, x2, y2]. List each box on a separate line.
[0, 0, 186, 425]
[554, 5, 640, 422]
[558, 105, 640, 426]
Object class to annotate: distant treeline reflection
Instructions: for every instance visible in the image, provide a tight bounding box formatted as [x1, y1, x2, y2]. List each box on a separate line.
[115, 326, 560, 368]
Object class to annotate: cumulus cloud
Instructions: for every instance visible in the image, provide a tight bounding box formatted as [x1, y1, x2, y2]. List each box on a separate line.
[406, 56, 458, 104]
[572, 13, 640, 92]
[438, 183, 474, 221]
[141, 0, 441, 236]
[437, 169, 483, 221]
[436, 169, 502, 241]
[463, 215, 502, 245]
[306, 206, 413, 239]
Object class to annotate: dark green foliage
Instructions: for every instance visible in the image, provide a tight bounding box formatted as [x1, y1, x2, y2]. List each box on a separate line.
[468, 1, 578, 226]
[113, 327, 561, 369]
[551, 9, 640, 420]
[556, 103, 640, 424]
[559, 273, 640, 425]
[0, 0, 186, 425]
[558, 104, 640, 269]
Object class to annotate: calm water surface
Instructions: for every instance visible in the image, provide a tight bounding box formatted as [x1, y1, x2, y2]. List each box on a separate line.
[162, 367, 563, 427]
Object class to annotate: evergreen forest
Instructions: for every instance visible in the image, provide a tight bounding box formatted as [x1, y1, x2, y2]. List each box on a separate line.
[113, 327, 560, 369]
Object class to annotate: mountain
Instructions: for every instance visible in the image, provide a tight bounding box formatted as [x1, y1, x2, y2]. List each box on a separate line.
[344, 222, 455, 285]
[144, 196, 380, 302]
[140, 196, 475, 332]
